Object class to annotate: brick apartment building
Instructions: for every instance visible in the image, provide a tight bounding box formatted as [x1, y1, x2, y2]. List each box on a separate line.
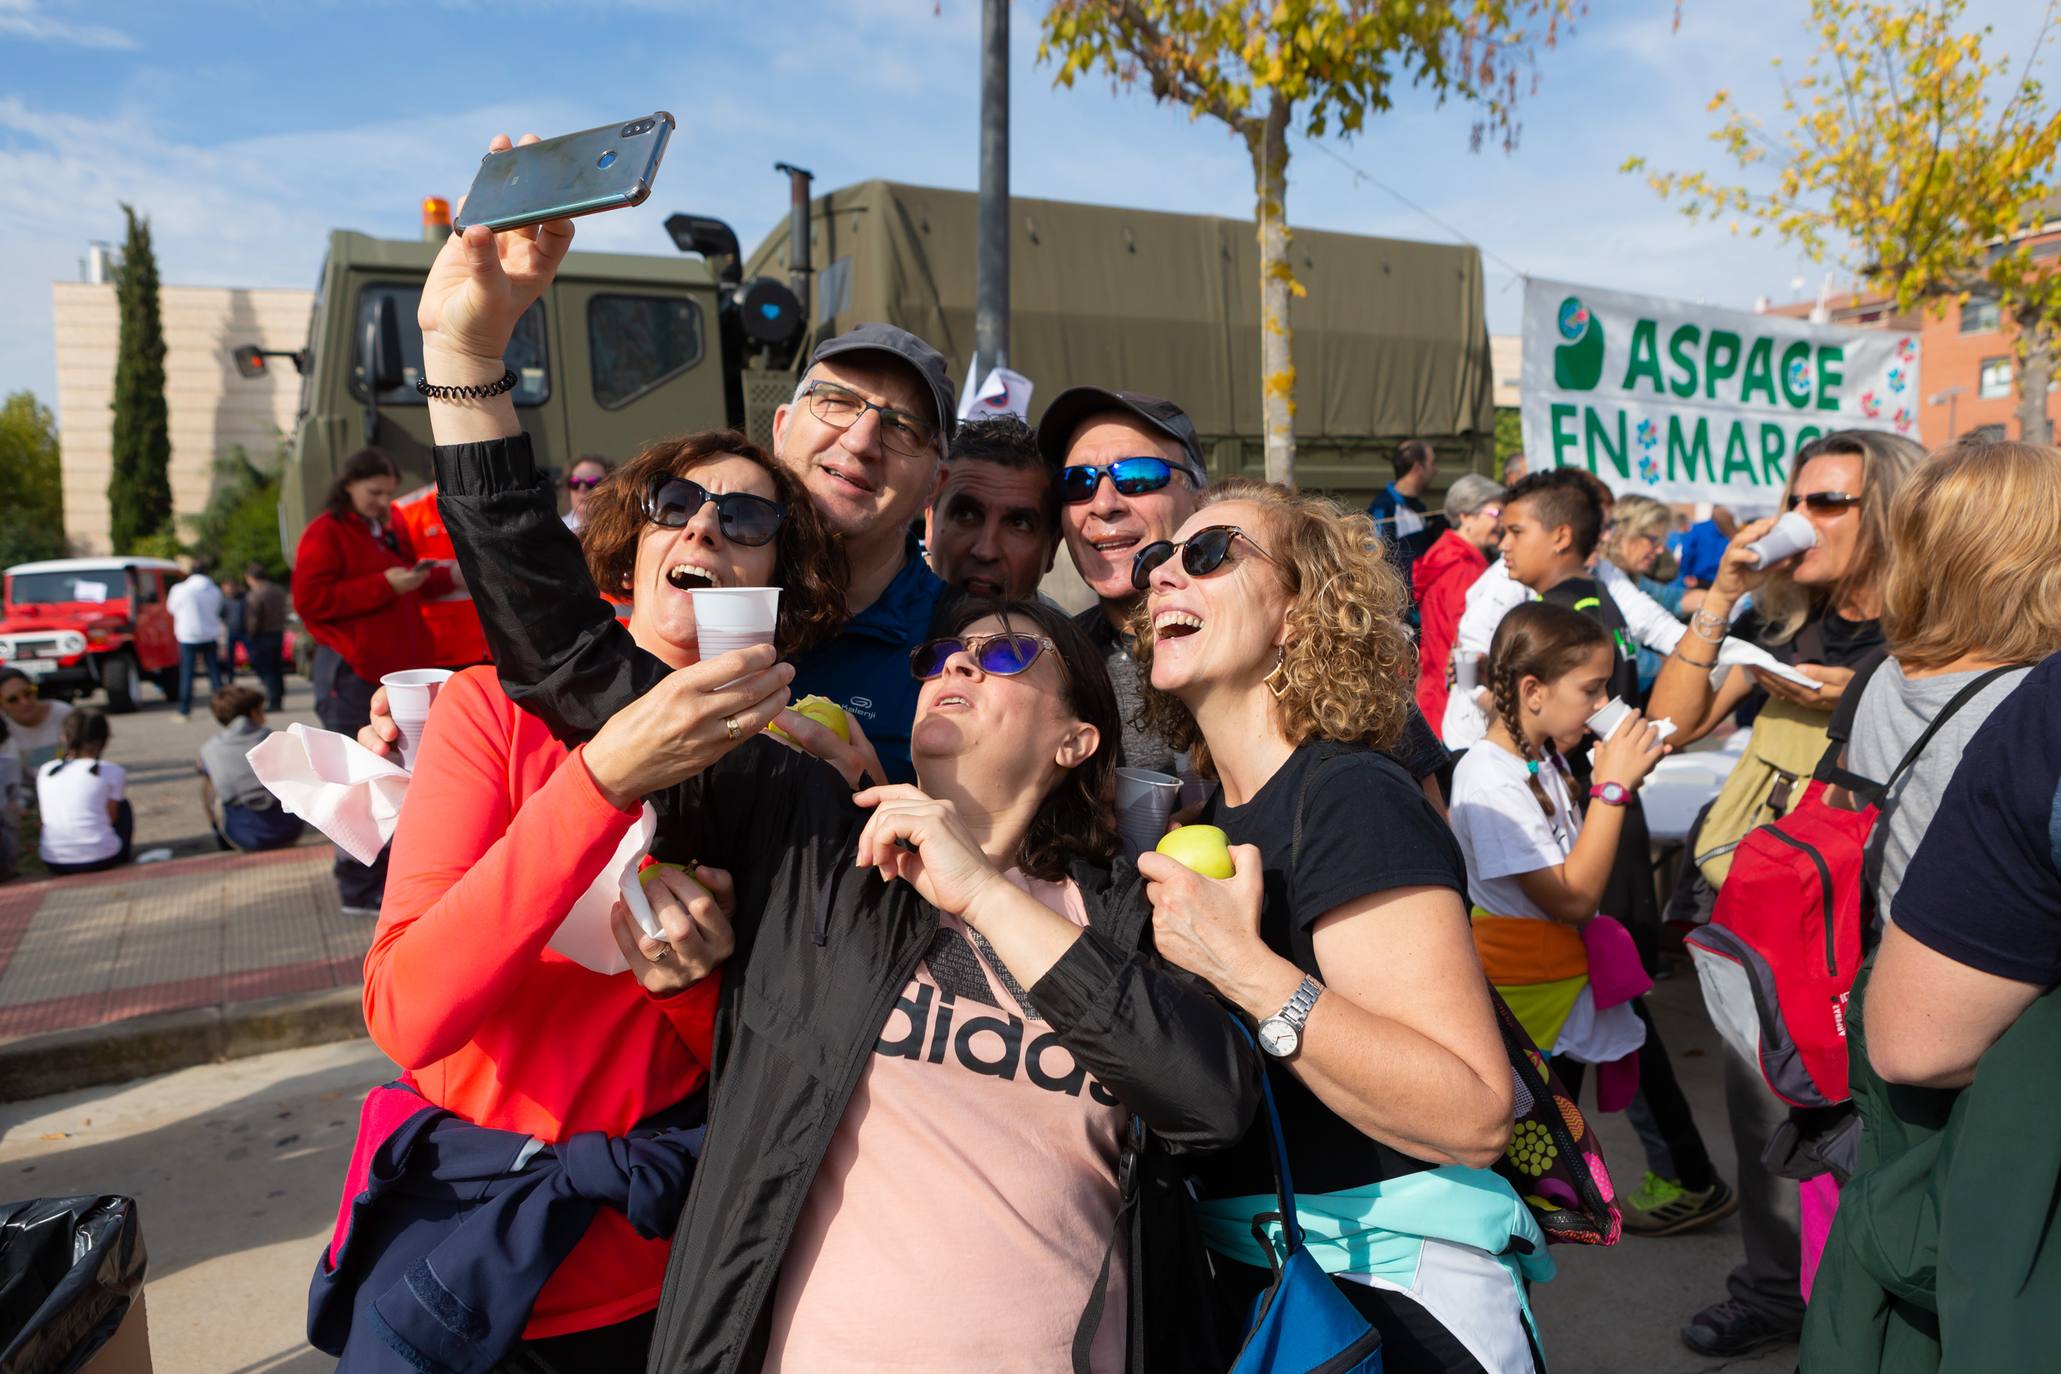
[1765, 206, 2061, 448]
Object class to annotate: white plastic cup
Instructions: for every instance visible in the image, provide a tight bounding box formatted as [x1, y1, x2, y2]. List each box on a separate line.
[380, 668, 455, 769]
[1115, 767, 1181, 855]
[1451, 648, 1479, 692]
[691, 587, 780, 665]
[1745, 509, 1819, 568]
[1586, 696, 1633, 741]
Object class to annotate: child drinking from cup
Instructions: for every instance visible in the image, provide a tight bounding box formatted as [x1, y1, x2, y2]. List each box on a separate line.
[1450, 603, 1738, 1236]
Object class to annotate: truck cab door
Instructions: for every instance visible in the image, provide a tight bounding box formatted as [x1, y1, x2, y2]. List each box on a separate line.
[554, 280, 722, 471]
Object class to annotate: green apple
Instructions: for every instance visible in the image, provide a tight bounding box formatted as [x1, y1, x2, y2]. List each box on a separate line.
[1155, 825, 1235, 879]
[768, 694, 850, 744]
[638, 861, 708, 900]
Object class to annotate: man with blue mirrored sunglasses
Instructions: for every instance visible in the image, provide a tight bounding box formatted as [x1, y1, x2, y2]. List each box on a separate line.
[1038, 386, 1210, 773]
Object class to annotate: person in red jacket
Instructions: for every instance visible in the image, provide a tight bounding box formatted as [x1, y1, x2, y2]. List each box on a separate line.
[292, 447, 454, 914]
[356, 429, 859, 1371]
[1413, 473, 1506, 732]
[390, 482, 492, 668]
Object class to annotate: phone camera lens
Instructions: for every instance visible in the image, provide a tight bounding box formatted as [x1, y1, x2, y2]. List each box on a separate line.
[622, 122, 642, 136]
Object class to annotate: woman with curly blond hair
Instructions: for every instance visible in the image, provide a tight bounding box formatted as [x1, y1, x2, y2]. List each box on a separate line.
[1131, 480, 1547, 1372]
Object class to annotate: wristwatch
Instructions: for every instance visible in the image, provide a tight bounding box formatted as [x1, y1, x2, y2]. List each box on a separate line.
[1589, 781, 1632, 807]
[1257, 976, 1325, 1058]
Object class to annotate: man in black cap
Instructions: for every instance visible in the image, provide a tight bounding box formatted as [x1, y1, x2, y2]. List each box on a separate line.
[766, 322, 961, 783]
[1038, 387, 1212, 774]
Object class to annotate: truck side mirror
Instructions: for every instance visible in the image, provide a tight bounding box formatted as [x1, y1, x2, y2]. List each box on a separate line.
[665, 213, 743, 285]
[232, 345, 268, 379]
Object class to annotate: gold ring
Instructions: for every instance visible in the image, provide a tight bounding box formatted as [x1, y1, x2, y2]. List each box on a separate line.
[724, 715, 741, 741]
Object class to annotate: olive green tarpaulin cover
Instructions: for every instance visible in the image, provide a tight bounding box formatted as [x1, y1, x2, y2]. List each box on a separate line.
[745, 181, 1495, 491]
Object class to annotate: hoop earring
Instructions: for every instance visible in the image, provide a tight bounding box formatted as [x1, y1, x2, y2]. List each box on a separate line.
[1264, 649, 1289, 700]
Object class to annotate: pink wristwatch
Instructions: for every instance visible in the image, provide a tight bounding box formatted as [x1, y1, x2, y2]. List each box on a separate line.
[1589, 782, 1632, 807]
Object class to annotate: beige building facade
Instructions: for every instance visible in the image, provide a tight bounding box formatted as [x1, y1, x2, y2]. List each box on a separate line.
[51, 281, 313, 556]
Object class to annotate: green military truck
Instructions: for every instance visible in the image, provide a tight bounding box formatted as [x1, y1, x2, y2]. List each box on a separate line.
[249, 182, 1495, 549]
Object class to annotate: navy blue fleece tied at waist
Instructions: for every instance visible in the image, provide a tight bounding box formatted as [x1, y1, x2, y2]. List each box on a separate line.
[309, 1081, 705, 1374]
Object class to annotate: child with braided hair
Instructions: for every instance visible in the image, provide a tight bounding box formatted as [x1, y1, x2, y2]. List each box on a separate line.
[1452, 603, 1737, 1234]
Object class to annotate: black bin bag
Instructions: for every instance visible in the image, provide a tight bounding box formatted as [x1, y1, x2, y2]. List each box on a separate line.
[0, 1196, 147, 1374]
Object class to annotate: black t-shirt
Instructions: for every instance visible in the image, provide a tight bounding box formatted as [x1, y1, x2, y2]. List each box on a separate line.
[1733, 607, 1886, 670]
[1191, 740, 1469, 1198]
[1894, 653, 2061, 988]
[1544, 574, 1640, 704]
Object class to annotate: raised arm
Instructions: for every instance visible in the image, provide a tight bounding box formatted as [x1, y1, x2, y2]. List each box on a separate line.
[411, 132, 673, 741]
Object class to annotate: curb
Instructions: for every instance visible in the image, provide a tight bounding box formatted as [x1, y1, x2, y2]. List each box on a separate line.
[0, 986, 368, 1102]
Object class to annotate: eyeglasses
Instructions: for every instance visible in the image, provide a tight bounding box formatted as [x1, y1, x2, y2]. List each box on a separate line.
[910, 632, 1058, 680]
[1789, 491, 1862, 513]
[1056, 457, 1198, 506]
[801, 380, 938, 459]
[1129, 524, 1284, 593]
[566, 474, 606, 492]
[641, 476, 786, 546]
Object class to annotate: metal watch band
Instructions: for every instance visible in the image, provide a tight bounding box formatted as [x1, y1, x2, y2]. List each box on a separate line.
[1275, 975, 1324, 1032]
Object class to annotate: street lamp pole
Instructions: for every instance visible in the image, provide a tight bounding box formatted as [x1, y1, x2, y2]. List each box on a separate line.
[1928, 384, 1967, 444]
[975, 0, 1010, 381]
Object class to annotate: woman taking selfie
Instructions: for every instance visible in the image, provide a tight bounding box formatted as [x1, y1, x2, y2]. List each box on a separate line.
[404, 176, 1258, 1374]
[313, 429, 849, 1373]
[1130, 481, 1544, 1372]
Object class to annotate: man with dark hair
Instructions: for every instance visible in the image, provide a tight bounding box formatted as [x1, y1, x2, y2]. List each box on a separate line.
[924, 415, 1058, 600]
[243, 563, 288, 710]
[1368, 438, 1437, 543]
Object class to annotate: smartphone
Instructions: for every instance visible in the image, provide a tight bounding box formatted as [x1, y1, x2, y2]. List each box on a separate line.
[453, 113, 674, 234]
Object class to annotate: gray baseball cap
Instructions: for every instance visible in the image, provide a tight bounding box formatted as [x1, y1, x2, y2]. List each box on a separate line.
[808, 323, 957, 445]
[1036, 386, 1205, 474]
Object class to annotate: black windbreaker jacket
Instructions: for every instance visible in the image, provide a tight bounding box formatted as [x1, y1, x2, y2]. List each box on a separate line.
[433, 435, 1260, 1374]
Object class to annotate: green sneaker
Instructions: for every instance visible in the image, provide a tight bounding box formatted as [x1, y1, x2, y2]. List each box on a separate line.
[1622, 1173, 1737, 1236]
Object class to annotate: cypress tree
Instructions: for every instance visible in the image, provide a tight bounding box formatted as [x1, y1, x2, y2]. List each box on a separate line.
[108, 203, 172, 551]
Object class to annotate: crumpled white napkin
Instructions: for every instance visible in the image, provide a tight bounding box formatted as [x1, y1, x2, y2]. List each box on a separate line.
[248, 724, 410, 866]
[548, 804, 662, 975]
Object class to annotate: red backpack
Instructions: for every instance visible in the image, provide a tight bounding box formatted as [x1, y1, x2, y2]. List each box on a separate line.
[1686, 666, 2021, 1109]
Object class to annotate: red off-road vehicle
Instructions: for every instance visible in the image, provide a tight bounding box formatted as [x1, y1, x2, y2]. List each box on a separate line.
[0, 557, 183, 713]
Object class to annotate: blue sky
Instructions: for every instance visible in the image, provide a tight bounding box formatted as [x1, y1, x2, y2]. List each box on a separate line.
[1, 0, 2049, 418]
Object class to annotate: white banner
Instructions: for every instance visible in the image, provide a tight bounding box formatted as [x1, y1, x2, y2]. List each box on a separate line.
[1520, 279, 1920, 507]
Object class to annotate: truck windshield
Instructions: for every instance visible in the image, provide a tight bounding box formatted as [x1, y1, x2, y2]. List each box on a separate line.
[10, 571, 127, 605]
[351, 283, 549, 405]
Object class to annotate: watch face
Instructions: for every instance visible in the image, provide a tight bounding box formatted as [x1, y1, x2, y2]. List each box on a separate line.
[1258, 1018, 1299, 1058]
[1595, 782, 1629, 805]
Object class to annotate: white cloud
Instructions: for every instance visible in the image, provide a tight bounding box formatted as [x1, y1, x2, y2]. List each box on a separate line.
[0, 0, 136, 50]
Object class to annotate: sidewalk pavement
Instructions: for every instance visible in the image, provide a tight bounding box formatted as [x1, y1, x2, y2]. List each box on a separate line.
[0, 844, 371, 1099]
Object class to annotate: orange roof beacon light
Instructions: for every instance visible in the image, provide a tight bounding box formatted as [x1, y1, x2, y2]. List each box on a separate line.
[423, 195, 453, 242]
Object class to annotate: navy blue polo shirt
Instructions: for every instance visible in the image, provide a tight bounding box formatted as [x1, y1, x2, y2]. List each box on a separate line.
[789, 532, 949, 784]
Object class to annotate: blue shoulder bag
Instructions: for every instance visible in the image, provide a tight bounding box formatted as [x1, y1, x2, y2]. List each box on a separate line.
[1228, 1030, 1383, 1374]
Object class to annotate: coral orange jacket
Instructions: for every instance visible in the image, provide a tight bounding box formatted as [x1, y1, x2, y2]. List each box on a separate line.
[369, 666, 720, 1338]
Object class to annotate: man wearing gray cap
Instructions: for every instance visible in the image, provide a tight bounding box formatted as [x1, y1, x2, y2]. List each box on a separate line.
[769, 323, 958, 782]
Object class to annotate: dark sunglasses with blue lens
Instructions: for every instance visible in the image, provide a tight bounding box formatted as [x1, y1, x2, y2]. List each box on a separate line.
[1056, 457, 1197, 505]
[909, 632, 1058, 680]
[642, 476, 786, 546]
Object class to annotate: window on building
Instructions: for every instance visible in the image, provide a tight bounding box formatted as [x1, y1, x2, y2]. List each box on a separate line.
[587, 294, 705, 409]
[1978, 357, 2014, 400]
[351, 284, 548, 406]
[1960, 295, 2002, 333]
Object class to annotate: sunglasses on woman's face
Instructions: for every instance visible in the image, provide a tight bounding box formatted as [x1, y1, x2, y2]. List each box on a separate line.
[910, 632, 1057, 680]
[1056, 457, 1194, 505]
[642, 476, 786, 546]
[566, 474, 606, 491]
[1129, 524, 1283, 593]
[1789, 490, 1862, 513]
